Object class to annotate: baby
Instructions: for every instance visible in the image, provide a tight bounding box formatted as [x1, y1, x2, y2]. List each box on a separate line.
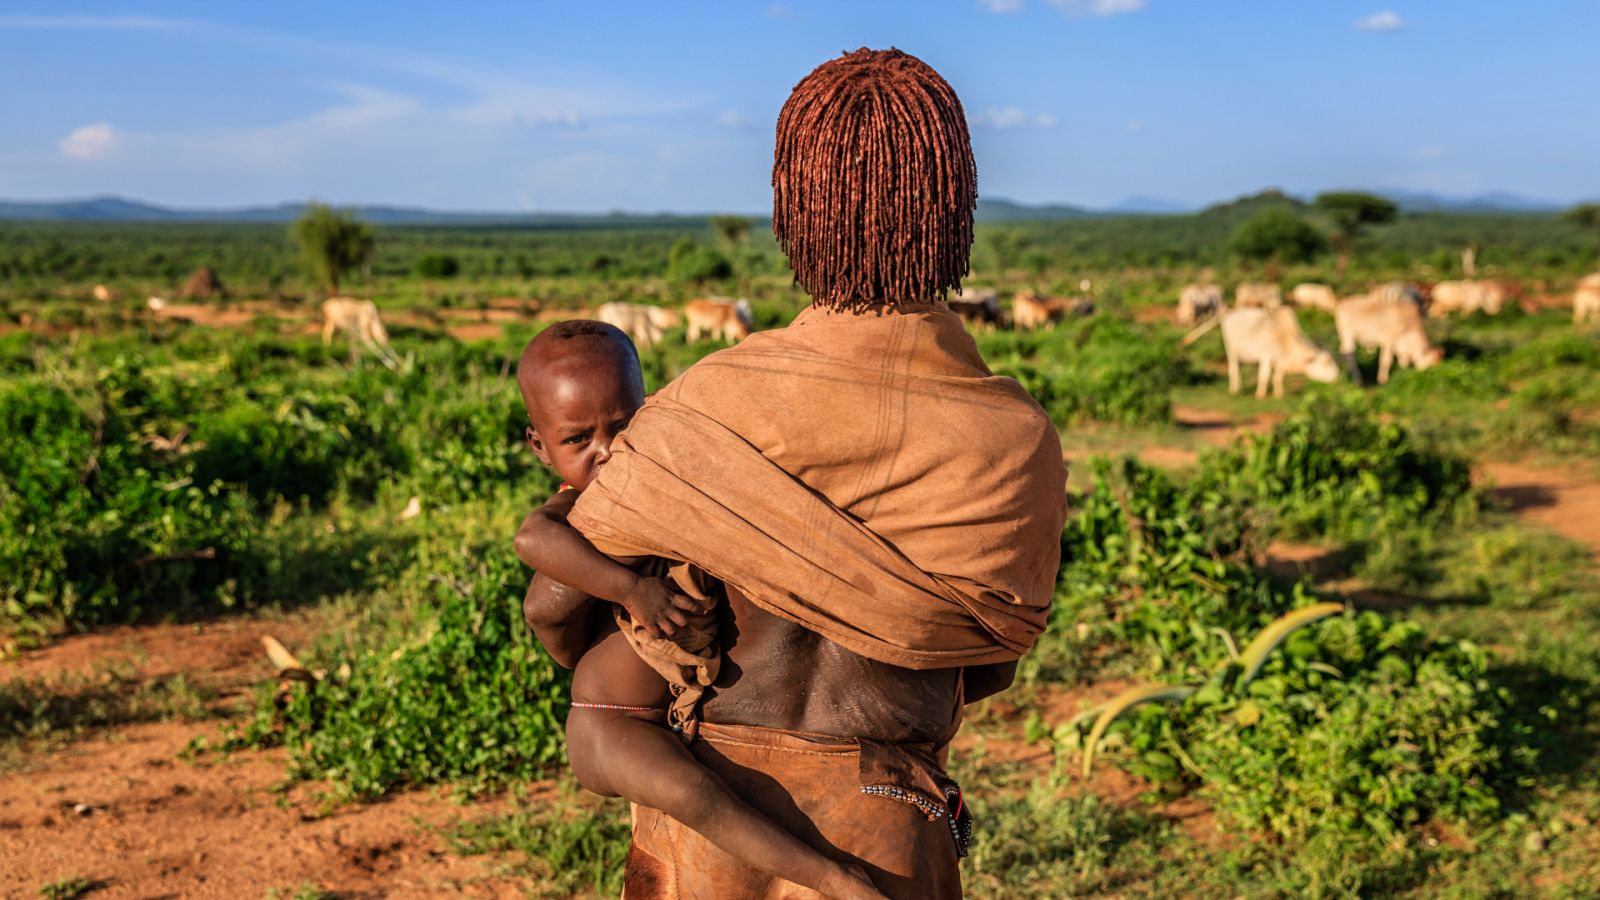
[512, 320, 884, 900]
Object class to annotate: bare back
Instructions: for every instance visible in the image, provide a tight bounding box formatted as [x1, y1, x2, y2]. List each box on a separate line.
[700, 585, 961, 743]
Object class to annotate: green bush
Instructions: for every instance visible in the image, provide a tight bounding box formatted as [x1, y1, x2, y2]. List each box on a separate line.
[1192, 393, 1476, 542]
[229, 547, 570, 800]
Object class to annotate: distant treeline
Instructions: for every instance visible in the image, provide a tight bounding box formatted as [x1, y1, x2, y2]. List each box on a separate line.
[1, 192, 1595, 295]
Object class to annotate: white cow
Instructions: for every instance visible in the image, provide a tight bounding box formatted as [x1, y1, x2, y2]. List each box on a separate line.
[594, 302, 682, 348]
[1220, 307, 1340, 398]
[1573, 274, 1600, 326]
[322, 298, 402, 369]
[1429, 280, 1506, 318]
[1289, 283, 1338, 312]
[1335, 293, 1443, 385]
[1176, 284, 1223, 325]
[1235, 283, 1283, 309]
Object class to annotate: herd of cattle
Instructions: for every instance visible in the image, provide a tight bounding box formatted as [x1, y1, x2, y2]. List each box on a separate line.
[308, 273, 1600, 400]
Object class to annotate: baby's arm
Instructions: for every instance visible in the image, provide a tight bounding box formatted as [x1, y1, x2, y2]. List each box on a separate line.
[522, 573, 599, 669]
[514, 492, 704, 638]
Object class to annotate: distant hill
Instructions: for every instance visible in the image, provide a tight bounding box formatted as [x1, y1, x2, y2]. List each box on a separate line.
[0, 196, 728, 227]
[0, 189, 1572, 225]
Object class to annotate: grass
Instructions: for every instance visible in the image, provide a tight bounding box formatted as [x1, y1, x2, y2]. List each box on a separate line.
[36, 877, 101, 900]
[435, 782, 630, 899]
[1, 667, 214, 771]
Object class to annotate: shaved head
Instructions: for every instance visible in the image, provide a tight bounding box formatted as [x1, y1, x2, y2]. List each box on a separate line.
[517, 320, 644, 421]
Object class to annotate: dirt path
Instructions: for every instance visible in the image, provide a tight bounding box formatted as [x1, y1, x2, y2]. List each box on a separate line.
[1479, 461, 1600, 557]
[1, 619, 538, 898]
[0, 720, 530, 898]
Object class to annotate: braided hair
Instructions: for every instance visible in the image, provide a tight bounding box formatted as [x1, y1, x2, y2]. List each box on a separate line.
[772, 48, 978, 312]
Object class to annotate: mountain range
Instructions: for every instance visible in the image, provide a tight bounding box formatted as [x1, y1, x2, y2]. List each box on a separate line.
[0, 191, 1571, 225]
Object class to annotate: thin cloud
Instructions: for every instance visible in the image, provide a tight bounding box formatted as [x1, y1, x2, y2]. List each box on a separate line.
[976, 107, 1057, 129]
[768, 3, 797, 18]
[0, 14, 194, 30]
[1414, 144, 1447, 161]
[1355, 11, 1405, 32]
[1049, 0, 1147, 18]
[980, 0, 1025, 13]
[60, 123, 117, 160]
[716, 110, 752, 129]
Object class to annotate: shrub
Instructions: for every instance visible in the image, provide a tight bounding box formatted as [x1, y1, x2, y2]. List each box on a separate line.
[228, 547, 570, 800]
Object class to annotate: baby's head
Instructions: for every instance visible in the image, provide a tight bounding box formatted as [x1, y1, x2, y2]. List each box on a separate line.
[517, 320, 645, 491]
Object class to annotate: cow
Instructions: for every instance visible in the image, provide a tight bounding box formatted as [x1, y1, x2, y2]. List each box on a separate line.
[91, 284, 117, 303]
[685, 297, 754, 343]
[1289, 283, 1338, 312]
[1428, 280, 1506, 318]
[1334, 293, 1443, 385]
[1369, 281, 1427, 308]
[594, 301, 682, 348]
[1012, 290, 1089, 330]
[1219, 306, 1340, 398]
[1575, 273, 1600, 326]
[1235, 283, 1283, 309]
[1176, 284, 1223, 325]
[321, 298, 402, 369]
[948, 289, 1009, 330]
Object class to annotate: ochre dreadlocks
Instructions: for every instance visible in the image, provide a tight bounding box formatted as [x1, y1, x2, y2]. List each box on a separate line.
[773, 48, 978, 312]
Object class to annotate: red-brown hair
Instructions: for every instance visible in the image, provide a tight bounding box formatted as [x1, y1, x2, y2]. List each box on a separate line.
[772, 48, 977, 312]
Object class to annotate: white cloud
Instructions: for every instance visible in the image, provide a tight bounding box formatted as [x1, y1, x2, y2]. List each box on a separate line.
[1049, 0, 1147, 18]
[1355, 10, 1405, 32]
[980, 0, 1025, 13]
[768, 3, 797, 18]
[716, 110, 751, 129]
[976, 107, 1057, 129]
[1414, 144, 1447, 161]
[1126, 119, 1146, 133]
[60, 123, 117, 160]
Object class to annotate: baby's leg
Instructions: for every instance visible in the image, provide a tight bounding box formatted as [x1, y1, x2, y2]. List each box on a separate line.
[567, 628, 882, 899]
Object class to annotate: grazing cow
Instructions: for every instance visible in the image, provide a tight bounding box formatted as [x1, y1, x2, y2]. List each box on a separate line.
[948, 289, 1009, 330]
[1176, 284, 1223, 325]
[594, 301, 682, 348]
[1368, 281, 1427, 308]
[1289, 282, 1338, 312]
[685, 297, 754, 343]
[91, 284, 117, 303]
[1334, 293, 1443, 385]
[1013, 290, 1086, 330]
[1219, 307, 1340, 398]
[1428, 280, 1506, 318]
[1234, 283, 1283, 309]
[322, 298, 402, 368]
[1575, 274, 1600, 326]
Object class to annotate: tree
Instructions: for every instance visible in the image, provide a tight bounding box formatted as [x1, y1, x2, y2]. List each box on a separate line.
[667, 237, 732, 284]
[1313, 191, 1397, 274]
[1229, 208, 1327, 280]
[414, 253, 460, 279]
[1565, 203, 1600, 262]
[289, 203, 375, 296]
[708, 215, 752, 250]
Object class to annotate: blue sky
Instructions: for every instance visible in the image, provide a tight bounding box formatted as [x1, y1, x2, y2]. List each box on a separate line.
[2, 1, 1595, 213]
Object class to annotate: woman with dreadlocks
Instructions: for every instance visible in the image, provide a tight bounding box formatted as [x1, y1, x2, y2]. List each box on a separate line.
[524, 48, 1065, 898]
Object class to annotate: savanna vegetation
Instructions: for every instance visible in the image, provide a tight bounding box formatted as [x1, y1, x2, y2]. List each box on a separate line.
[2, 198, 1598, 896]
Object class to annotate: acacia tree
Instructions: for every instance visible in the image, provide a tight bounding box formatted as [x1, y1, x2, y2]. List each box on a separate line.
[1314, 191, 1398, 274]
[1565, 203, 1600, 264]
[708, 215, 752, 249]
[1230, 208, 1327, 280]
[290, 203, 375, 296]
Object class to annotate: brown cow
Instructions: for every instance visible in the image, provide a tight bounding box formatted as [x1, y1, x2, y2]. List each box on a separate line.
[685, 297, 753, 343]
[947, 289, 1009, 330]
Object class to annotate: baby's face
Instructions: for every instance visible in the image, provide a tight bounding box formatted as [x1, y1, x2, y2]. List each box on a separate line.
[525, 362, 644, 491]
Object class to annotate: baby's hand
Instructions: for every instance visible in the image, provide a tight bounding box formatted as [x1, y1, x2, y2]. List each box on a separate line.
[621, 576, 708, 639]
